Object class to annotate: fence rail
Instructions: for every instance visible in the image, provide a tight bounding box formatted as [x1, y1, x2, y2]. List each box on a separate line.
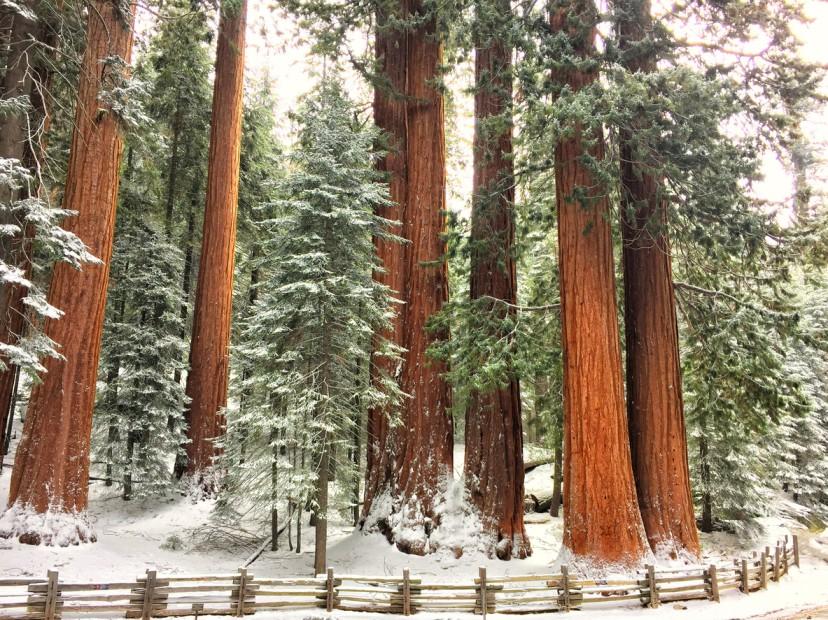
[0, 535, 800, 619]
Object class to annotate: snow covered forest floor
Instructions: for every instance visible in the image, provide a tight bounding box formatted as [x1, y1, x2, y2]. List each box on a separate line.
[2, 442, 828, 619]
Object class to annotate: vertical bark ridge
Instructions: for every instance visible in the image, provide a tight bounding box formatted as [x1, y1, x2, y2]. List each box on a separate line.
[551, 0, 649, 567]
[183, 0, 247, 478]
[617, 0, 700, 559]
[363, 0, 453, 556]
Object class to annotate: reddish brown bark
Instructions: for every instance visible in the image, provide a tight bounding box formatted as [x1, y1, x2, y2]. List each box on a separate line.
[183, 0, 247, 478]
[363, 0, 453, 555]
[617, 0, 700, 558]
[463, 0, 530, 561]
[7, 0, 136, 532]
[551, 0, 649, 567]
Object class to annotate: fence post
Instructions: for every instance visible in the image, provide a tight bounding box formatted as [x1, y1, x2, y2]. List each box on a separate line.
[141, 569, 156, 620]
[560, 565, 570, 612]
[707, 565, 720, 602]
[793, 535, 800, 568]
[43, 570, 59, 620]
[402, 568, 411, 616]
[773, 545, 781, 581]
[741, 559, 750, 593]
[233, 567, 248, 617]
[325, 568, 334, 612]
[646, 565, 659, 608]
[760, 552, 768, 589]
[478, 566, 488, 618]
[782, 539, 789, 575]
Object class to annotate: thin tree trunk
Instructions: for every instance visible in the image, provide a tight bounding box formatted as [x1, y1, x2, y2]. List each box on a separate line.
[464, 0, 529, 561]
[183, 0, 247, 480]
[164, 89, 184, 238]
[172, 192, 196, 478]
[314, 444, 329, 575]
[1, 371, 18, 464]
[351, 376, 362, 527]
[616, 0, 700, 559]
[362, 0, 453, 557]
[7, 0, 136, 541]
[270, 427, 278, 550]
[123, 431, 135, 500]
[551, 0, 648, 566]
[297, 445, 304, 554]
[550, 440, 563, 518]
[699, 433, 713, 533]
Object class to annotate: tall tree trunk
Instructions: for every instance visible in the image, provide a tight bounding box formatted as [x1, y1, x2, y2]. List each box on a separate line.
[183, 0, 247, 479]
[164, 89, 184, 238]
[314, 442, 330, 575]
[463, 0, 529, 561]
[616, 0, 700, 559]
[362, 0, 411, 523]
[363, 0, 453, 556]
[550, 438, 563, 518]
[172, 191, 197, 478]
[551, 0, 648, 566]
[699, 431, 713, 533]
[6, 0, 136, 542]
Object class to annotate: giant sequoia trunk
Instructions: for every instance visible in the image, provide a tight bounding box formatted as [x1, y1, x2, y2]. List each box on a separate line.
[363, 0, 453, 555]
[463, 0, 530, 561]
[183, 0, 247, 478]
[617, 0, 700, 559]
[6, 0, 136, 543]
[551, 0, 649, 566]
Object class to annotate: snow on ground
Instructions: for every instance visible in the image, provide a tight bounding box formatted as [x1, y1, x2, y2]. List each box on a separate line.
[0, 439, 827, 618]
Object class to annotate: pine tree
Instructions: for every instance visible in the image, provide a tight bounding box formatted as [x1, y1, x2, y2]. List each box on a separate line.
[781, 280, 828, 521]
[92, 121, 188, 500]
[219, 78, 402, 574]
[93, 216, 188, 500]
[136, 0, 213, 479]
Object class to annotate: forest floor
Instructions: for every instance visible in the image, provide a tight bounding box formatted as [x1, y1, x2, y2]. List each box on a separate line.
[1, 437, 827, 618]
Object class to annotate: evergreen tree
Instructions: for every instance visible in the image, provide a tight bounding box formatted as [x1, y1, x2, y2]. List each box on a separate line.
[93, 213, 188, 500]
[91, 0, 212, 500]
[219, 78, 402, 574]
[92, 135, 188, 500]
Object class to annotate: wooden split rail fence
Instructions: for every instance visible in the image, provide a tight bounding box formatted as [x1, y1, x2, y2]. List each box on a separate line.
[0, 536, 800, 619]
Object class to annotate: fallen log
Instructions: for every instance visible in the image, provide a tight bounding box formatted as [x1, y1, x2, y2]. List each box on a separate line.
[523, 456, 553, 473]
